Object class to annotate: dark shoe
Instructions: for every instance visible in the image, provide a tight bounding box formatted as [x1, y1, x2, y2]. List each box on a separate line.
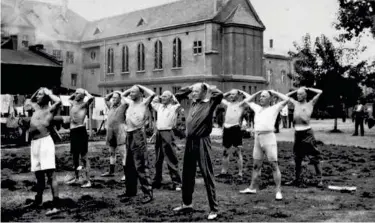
[141, 195, 153, 204]
[118, 192, 136, 198]
[152, 182, 162, 189]
[215, 173, 229, 178]
[285, 179, 301, 186]
[352, 134, 358, 136]
[24, 198, 42, 209]
[120, 194, 136, 203]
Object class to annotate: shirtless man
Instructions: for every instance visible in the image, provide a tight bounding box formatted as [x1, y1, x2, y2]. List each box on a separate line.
[240, 90, 289, 201]
[66, 88, 94, 188]
[118, 85, 155, 204]
[150, 91, 182, 190]
[101, 91, 128, 181]
[24, 88, 61, 216]
[285, 87, 323, 188]
[216, 89, 251, 179]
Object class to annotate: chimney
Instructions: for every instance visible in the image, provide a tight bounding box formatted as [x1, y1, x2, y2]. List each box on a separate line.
[214, 0, 229, 13]
[269, 39, 274, 49]
[61, 0, 68, 19]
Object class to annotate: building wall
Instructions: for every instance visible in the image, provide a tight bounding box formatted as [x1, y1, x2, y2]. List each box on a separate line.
[264, 56, 293, 93]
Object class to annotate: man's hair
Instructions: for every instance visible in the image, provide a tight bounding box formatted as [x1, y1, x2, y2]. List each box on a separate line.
[201, 83, 208, 92]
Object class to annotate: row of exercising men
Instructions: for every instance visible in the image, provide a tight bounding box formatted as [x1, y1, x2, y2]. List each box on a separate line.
[23, 83, 322, 220]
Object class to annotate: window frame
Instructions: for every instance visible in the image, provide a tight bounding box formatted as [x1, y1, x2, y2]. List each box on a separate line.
[172, 37, 182, 68]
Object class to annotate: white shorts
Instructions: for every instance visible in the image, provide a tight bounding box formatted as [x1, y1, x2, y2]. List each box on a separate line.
[253, 132, 278, 161]
[30, 135, 56, 172]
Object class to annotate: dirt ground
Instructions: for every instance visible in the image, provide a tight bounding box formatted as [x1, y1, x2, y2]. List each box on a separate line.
[2, 138, 375, 222]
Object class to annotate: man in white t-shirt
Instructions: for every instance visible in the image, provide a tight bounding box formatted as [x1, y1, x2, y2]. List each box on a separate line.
[150, 91, 182, 191]
[239, 90, 289, 201]
[216, 89, 251, 179]
[280, 104, 288, 128]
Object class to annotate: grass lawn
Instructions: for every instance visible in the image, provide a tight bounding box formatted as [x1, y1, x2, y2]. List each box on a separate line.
[2, 138, 375, 221]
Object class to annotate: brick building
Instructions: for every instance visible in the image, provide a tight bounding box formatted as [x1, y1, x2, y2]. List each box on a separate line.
[1, 0, 295, 96]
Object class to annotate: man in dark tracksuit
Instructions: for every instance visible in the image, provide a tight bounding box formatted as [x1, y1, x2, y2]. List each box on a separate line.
[173, 83, 223, 220]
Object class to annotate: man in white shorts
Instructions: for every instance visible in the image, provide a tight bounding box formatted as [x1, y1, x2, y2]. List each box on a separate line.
[240, 90, 289, 200]
[24, 88, 62, 216]
[216, 89, 251, 179]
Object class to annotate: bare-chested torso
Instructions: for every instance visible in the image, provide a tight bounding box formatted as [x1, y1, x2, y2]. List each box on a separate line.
[293, 101, 314, 131]
[125, 99, 148, 132]
[107, 103, 128, 129]
[70, 101, 88, 129]
[29, 106, 54, 140]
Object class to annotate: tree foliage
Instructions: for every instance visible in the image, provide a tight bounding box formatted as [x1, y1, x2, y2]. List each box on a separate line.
[335, 0, 375, 41]
[289, 34, 366, 130]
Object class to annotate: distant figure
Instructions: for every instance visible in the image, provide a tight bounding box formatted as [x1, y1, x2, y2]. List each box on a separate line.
[173, 83, 223, 220]
[352, 99, 366, 136]
[23, 88, 62, 216]
[280, 104, 288, 128]
[66, 89, 94, 188]
[285, 87, 324, 188]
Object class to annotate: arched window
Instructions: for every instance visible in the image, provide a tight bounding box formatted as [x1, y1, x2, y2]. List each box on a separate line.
[137, 43, 145, 71]
[122, 45, 129, 72]
[154, 40, 163, 69]
[267, 69, 273, 82]
[173, 37, 182, 68]
[107, 48, 114, 73]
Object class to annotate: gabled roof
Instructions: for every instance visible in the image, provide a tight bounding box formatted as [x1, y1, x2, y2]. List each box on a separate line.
[81, 0, 217, 41]
[1, 49, 61, 67]
[224, 4, 262, 27]
[1, 0, 88, 41]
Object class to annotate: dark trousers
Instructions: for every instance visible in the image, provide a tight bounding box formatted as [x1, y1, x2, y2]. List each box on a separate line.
[153, 130, 181, 185]
[354, 117, 364, 136]
[274, 114, 281, 132]
[281, 115, 288, 128]
[125, 129, 153, 197]
[182, 136, 218, 212]
[288, 113, 294, 128]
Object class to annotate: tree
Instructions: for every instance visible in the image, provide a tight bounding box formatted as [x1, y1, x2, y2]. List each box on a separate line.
[289, 34, 363, 132]
[335, 0, 375, 41]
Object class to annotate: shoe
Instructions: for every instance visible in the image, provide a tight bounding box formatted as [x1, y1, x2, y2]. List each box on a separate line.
[152, 182, 162, 189]
[173, 204, 193, 212]
[207, 212, 218, 220]
[215, 173, 229, 178]
[45, 208, 60, 216]
[121, 175, 126, 182]
[352, 134, 358, 136]
[77, 166, 83, 171]
[141, 196, 153, 204]
[24, 199, 42, 208]
[81, 181, 92, 188]
[317, 181, 324, 188]
[275, 191, 283, 201]
[175, 186, 182, 191]
[101, 172, 114, 177]
[66, 178, 79, 185]
[239, 188, 257, 194]
[285, 179, 300, 186]
[119, 194, 136, 203]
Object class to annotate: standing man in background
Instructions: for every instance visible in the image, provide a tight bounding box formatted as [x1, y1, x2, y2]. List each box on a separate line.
[352, 99, 366, 136]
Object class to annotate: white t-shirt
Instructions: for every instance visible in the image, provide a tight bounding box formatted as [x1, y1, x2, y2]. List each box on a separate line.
[151, 101, 180, 130]
[248, 102, 284, 132]
[222, 100, 244, 128]
[280, 105, 288, 116]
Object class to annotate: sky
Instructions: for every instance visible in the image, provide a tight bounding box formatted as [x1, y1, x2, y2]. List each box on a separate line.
[37, 0, 375, 61]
